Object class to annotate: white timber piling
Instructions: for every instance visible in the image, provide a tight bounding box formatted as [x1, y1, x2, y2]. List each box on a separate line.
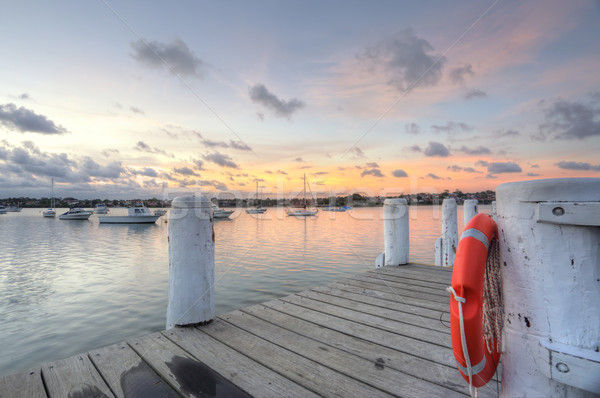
[497, 178, 600, 397]
[434, 198, 458, 267]
[463, 199, 478, 225]
[166, 195, 214, 329]
[381, 198, 409, 266]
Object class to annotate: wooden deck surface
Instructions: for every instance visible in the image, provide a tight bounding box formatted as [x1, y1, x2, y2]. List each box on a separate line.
[0, 264, 501, 397]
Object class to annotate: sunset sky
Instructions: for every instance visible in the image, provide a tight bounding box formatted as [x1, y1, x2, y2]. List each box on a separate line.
[1, 0, 599, 200]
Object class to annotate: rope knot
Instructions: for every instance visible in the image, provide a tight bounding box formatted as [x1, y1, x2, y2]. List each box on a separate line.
[446, 286, 466, 303]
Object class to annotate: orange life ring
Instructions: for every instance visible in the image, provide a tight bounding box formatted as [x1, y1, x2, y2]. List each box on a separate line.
[449, 213, 500, 388]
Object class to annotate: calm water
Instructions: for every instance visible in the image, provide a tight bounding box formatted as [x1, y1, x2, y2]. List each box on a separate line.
[0, 205, 488, 377]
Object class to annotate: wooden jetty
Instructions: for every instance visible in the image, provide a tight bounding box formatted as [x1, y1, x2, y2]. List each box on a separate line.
[0, 264, 500, 397]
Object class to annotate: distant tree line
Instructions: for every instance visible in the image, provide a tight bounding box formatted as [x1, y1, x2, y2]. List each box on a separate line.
[1, 189, 496, 209]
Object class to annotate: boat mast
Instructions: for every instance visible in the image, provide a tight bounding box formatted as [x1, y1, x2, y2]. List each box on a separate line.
[51, 178, 55, 209]
[303, 174, 307, 209]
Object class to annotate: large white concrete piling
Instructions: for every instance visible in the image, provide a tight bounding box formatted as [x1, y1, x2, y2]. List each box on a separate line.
[383, 198, 409, 266]
[497, 178, 600, 397]
[435, 198, 458, 267]
[463, 199, 478, 225]
[166, 195, 215, 329]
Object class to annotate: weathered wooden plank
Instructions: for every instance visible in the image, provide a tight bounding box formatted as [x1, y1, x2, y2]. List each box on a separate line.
[89, 342, 179, 398]
[219, 309, 465, 398]
[263, 299, 456, 367]
[42, 354, 114, 398]
[242, 303, 499, 397]
[198, 317, 395, 398]
[376, 265, 454, 284]
[279, 294, 452, 348]
[358, 273, 450, 297]
[0, 368, 46, 398]
[311, 284, 451, 322]
[128, 332, 251, 397]
[364, 272, 451, 292]
[297, 289, 450, 334]
[335, 279, 449, 311]
[327, 281, 449, 313]
[368, 268, 452, 289]
[163, 326, 321, 398]
[402, 263, 454, 274]
[347, 275, 449, 301]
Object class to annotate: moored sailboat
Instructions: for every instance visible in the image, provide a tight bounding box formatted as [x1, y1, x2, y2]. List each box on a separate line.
[43, 178, 56, 218]
[286, 174, 318, 217]
[246, 181, 267, 214]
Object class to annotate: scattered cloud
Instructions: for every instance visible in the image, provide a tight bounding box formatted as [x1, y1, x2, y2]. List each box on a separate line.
[348, 147, 366, 159]
[229, 140, 252, 151]
[497, 129, 520, 138]
[202, 152, 238, 168]
[192, 159, 204, 170]
[476, 160, 522, 176]
[101, 149, 120, 158]
[198, 180, 228, 191]
[538, 94, 600, 140]
[366, 162, 380, 168]
[173, 166, 199, 176]
[526, 172, 540, 176]
[133, 141, 171, 157]
[0, 141, 128, 183]
[405, 123, 420, 135]
[464, 89, 487, 100]
[458, 145, 491, 155]
[130, 38, 207, 78]
[431, 121, 472, 134]
[392, 169, 408, 177]
[450, 64, 474, 85]
[358, 28, 446, 91]
[293, 157, 304, 162]
[130, 106, 145, 115]
[423, 141, 450, 157]
[80, 157, 124, 179]
[425, 173, 445, 180]
[0, 103, 68, 135]
[132, 167, 158, 177]
[447, 165, 483, 174]
[555, 161, 600, 171]
[361, 168, 385, 178]
[249, 83, 305, 119]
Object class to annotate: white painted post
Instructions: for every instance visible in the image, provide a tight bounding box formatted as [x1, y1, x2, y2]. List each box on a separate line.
[497, 178, 600, 397]
[383, 198, 409, 266]
[491, 200, 497, 222]
[436, 198, 457, 267]
[463, 199, 478, 225]
[434, 237, 443, 266]
[166, 195, 214, 329]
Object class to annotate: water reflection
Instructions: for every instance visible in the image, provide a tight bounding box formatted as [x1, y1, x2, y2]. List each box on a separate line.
[0, 205, 488, 377]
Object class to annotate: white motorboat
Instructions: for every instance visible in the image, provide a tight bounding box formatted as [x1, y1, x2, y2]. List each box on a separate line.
[5, 205, 22, 212]
[42, 208, 56, 218]
[94, 203, 109, 214]
[212, 204, 234, 219]
[246, 181, 267, 214]
[98, 206, 161, 224]
[59, 208, 93, 220]
[287, 174, 318, 217]
[43, 178, 56, 217]
[0, 205, 7, 215]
